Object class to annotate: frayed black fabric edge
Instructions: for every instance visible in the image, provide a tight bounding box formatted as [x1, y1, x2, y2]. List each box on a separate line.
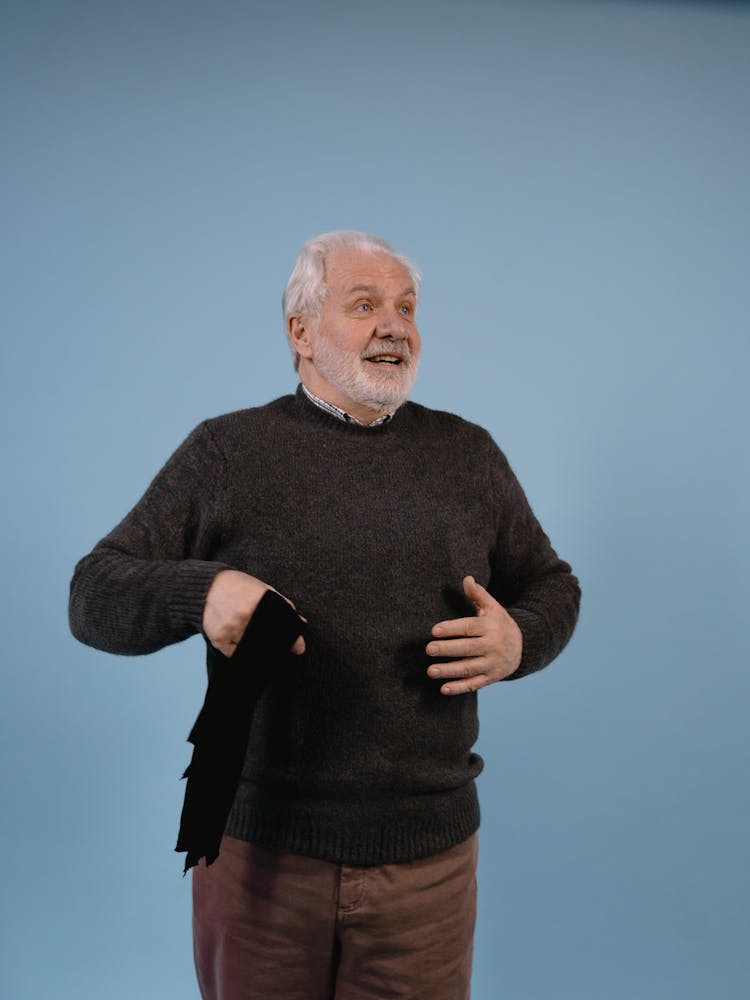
[175, 590, 306, 875]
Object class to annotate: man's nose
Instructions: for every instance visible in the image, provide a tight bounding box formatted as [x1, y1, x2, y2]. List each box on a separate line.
[374, 307, 408, 339]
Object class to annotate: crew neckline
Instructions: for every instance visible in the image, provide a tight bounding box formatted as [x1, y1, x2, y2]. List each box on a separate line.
[294, 384, 405, 435]
[300, 383, 393, 427]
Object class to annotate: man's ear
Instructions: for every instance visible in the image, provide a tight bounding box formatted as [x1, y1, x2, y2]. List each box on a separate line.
[288, 315, 314, 360]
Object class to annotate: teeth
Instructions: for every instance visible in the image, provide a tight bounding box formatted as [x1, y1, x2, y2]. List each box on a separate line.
[369, 355, 402, 363]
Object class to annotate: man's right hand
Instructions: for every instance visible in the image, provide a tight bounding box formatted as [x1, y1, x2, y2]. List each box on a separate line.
[202, 569, 306, 657]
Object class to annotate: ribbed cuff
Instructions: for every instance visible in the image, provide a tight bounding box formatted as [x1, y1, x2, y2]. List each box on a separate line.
[166, 559, 232, 633]
[504, 607, 548, 680]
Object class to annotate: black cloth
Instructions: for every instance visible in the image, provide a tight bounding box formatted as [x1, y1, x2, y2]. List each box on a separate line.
[176, 590, 306, 873]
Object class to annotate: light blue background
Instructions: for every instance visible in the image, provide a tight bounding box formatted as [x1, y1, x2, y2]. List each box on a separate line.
[2, 0, 748, 997]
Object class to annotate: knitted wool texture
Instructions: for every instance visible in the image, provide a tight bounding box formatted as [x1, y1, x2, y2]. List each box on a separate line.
[69, 386, 580, 865]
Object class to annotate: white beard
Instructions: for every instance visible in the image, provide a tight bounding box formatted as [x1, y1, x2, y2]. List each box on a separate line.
[310, 334, 419, 414]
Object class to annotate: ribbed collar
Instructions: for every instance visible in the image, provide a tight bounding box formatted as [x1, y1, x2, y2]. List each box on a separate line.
[300, 382, 394, 427]
[296, 383, 406, 434]
[298, 382, 406, 430]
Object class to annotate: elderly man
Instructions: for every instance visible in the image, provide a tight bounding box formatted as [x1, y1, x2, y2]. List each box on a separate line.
[69, 230, 580, 1000]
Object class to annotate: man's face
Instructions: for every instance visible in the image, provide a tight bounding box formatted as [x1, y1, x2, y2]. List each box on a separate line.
[296, 246, 421, 420]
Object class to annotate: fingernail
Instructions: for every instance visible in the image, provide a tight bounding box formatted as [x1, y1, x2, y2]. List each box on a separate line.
[433, 626, 443, 636]
[427, 642, 439, 655]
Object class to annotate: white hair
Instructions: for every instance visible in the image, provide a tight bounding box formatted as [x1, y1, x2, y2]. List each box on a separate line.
[282, 230, 422, 370]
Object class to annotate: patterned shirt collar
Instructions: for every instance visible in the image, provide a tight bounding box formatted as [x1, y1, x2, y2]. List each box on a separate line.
[301, 383, 393, 427]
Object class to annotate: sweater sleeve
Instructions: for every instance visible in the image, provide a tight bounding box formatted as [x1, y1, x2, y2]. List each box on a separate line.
[69, 421, 233, 656]
[485, 434, 581, 680]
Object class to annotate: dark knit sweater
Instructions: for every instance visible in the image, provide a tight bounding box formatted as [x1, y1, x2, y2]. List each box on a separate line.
[69, 385, 580, 865]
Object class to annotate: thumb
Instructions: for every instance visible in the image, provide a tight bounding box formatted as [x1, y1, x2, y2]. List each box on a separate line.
[463, 575, 494, 614]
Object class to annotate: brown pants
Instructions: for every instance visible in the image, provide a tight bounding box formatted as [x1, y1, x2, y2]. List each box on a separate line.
[192, 833, 478, 1000]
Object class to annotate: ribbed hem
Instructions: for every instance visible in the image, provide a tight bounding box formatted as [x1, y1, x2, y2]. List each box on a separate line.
[225, 782, 480, 866]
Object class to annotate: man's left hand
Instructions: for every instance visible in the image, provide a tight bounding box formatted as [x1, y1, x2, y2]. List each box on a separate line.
[426, 576, 523, 695]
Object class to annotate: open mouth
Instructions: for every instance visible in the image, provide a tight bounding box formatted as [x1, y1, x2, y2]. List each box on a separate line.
[365, 355, 404, 365]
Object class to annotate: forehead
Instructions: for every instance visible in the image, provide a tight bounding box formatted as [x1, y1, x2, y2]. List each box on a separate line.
[324, 247, 414, 297]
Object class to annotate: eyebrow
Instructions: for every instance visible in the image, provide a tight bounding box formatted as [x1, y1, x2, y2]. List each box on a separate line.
[345, 284, 416, 298]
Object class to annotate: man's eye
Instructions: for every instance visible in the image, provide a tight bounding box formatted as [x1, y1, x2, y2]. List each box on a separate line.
[356, 303, 373, 312]
[400, 304, 413, 316]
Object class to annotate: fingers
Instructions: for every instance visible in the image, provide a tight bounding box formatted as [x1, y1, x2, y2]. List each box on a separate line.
[426, 635, 488, 660]
[427, 579, 495, 693]
[431, 616, 485, 639]
[428, 661, 489, 696]
[428, 654, 510, 695]
[441, 676, 488, 696]
[427, 655, 485, 681]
